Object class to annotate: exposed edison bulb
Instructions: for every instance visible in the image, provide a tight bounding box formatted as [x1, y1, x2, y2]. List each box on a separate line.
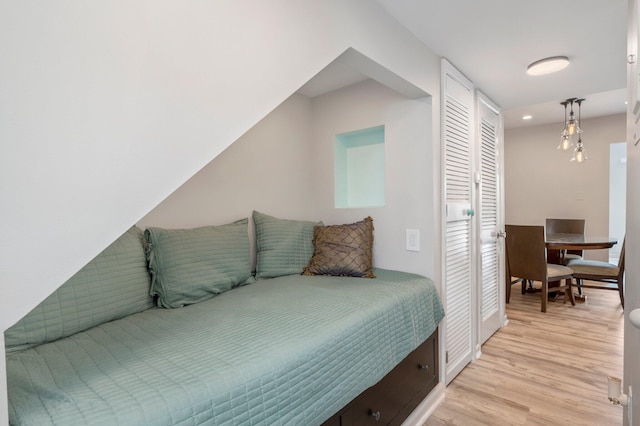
[570, 142, 587, 163]
[557, 134, 572, 151]
[565, 118, 578, 136]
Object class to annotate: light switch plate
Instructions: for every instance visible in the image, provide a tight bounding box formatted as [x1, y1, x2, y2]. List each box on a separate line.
[406, 229, 420, 252]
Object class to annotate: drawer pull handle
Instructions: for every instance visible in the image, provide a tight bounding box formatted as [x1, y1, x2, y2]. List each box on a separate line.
[418, 363, 429, 371]
[369, 410, 381, 421]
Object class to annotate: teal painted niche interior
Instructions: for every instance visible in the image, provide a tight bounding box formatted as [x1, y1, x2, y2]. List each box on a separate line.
[334, 125, 385, 208]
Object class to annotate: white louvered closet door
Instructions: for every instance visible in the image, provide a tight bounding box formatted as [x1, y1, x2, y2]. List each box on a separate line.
[442, 60, 475, 384]
[476, 92, 504, 345]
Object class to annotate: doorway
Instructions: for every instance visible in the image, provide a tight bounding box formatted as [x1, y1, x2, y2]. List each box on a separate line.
[609, 142, 626, 263]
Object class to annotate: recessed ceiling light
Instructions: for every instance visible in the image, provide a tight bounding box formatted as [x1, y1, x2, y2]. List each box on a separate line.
[522, 115, 532, 120]
[526, 56, 570, 76]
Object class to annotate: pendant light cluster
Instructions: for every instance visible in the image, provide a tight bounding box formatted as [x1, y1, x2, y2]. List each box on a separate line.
[558, 98, 587, 163]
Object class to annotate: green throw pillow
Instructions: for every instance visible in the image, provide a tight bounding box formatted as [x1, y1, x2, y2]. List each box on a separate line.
[4, 226, 154, 353]
[145, 219, 252, 308]
[253, 211, 321, 279]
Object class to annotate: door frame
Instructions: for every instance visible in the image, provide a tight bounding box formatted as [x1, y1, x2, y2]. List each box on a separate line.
[474, 91, 506, 350]
[440, 59, 476, 384]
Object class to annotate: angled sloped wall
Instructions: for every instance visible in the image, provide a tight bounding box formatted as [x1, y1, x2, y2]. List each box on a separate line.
[0, 1, 441, 421]
[0, 0, 439, 332]
[136, 91, 317, 268]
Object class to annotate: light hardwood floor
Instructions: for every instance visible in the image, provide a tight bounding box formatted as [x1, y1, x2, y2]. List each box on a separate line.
[425, 284, 625, 426]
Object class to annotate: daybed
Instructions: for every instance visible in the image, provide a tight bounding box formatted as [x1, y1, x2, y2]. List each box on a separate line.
[5, 213, 444, 425]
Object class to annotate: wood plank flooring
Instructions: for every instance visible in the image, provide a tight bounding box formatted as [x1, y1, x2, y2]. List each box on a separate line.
[424, 284, 624, 426]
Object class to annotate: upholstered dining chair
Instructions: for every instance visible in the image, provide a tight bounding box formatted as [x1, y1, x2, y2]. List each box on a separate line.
[566, 238, 626, 308]
[505, 225, 576, 313]
[545, 218, 586, 264]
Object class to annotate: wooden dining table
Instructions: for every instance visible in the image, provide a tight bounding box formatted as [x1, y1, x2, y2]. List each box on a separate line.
[545, 233, 618, 251]
[545, 232, 618, 265]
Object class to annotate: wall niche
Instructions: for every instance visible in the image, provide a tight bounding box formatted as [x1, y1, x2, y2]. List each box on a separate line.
[334, 125, 385, 208]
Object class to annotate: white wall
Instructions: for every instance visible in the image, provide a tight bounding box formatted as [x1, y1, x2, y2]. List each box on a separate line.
[310, 80, 436, 279]
[0, 1, 440, 330]
[138, 93, 316, 268]
[0, 335, 5, 424]
[625, 1, 640, 423]
[140, 80, 437, 281]
[504, 113, 626, 262]
[0, 3, 442, 421]
[609, 142, 627, 259]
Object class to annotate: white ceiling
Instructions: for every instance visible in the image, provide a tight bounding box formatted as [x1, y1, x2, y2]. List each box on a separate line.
[300, 0, 629, 129]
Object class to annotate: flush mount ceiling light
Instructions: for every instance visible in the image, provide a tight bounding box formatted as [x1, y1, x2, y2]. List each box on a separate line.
[526, 56, 570, 76]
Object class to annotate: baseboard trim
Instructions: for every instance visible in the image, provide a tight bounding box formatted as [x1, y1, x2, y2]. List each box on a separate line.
[401, 382, 445, 425]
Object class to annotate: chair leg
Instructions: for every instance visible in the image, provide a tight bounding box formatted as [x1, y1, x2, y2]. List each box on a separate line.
[566, 278, 575, 306]
[506, 275, 511, 304]
[576, 278, 583, 296]
[541, 280, 548, 313]
[618, 280, 624, 309]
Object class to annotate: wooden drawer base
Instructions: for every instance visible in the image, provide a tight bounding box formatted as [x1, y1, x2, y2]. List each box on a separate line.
[322, 330, 439, 426]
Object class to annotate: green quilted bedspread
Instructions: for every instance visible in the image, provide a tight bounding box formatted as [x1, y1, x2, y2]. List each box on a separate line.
[7, 269, 444, 426]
